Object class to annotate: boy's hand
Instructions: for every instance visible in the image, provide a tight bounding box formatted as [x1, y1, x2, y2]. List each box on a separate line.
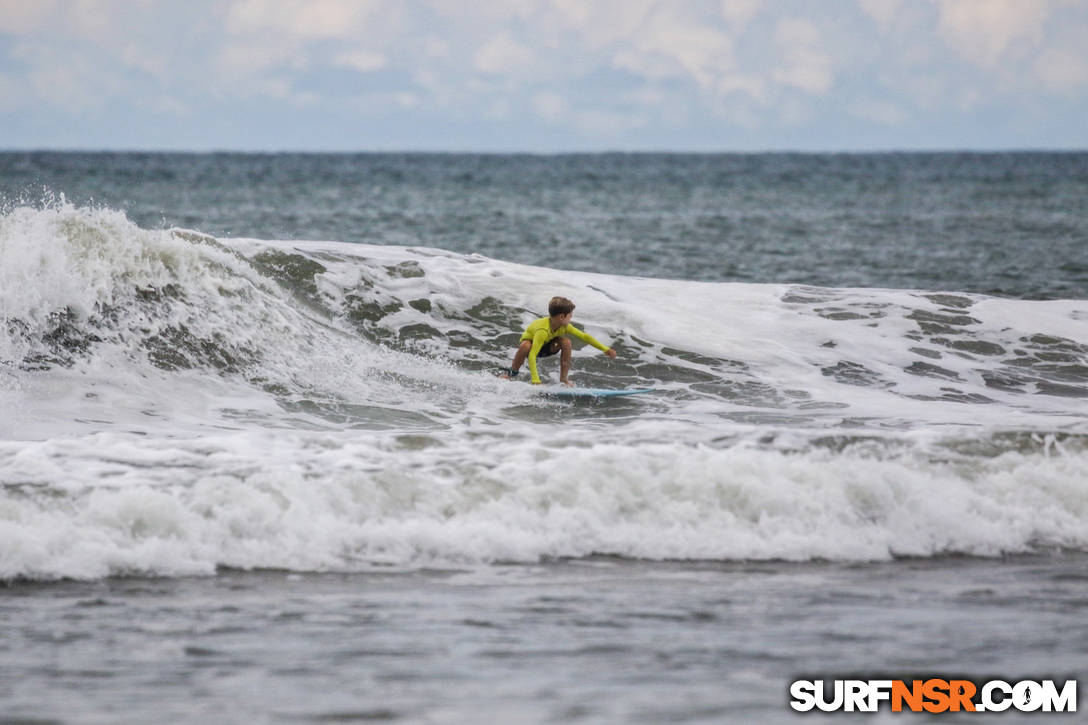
[605, 348, 617, 359]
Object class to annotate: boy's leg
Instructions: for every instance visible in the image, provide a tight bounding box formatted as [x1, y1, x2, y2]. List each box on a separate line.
[508, 340, 532, 374]
[558, 337, 573, 385]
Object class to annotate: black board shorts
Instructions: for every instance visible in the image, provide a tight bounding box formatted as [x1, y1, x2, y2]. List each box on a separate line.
[537, 339, 563, 358]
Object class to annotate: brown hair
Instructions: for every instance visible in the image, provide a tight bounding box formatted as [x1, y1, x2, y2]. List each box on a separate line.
[548, 296, 575, 317]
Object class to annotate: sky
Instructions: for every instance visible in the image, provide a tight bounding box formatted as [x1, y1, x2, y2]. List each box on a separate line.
[1, 0, 1087, 152]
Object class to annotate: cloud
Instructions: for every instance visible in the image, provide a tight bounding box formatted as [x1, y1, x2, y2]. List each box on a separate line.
[215, 40, 305, 78]
[10, 41, 124, 114]
[223, 0, 373, 39]
[611, 9, 737, 91]
[1, 0, 1087, 148]
[473, 31, 535, 75]
[856, 0, 906, 31]
[0, 0, 58, 33]
[214, 0, 396, 91]
[548, 0, 657, 48]
[719, 0, 764, 28]
[532, 90, 568, 121]
[932, 0, 1056, 66]
[334, 50, 388, 73]
[772, 18, 834, 95]
[1035, 43, 1088, 93]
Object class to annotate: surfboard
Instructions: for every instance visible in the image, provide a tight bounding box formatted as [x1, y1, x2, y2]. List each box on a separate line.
[537, 387, 655, 399]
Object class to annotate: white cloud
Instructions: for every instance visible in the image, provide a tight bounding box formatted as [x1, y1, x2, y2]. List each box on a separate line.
[624, 86, 670, 109]
[334, 50, 388, 73]
[548, 0, 656, 48]
[0, 0, 58, 33]
[932, 0, 1054, 66]
[772, 18, 834, 95]
[547, 0, 591, 27]
[214, 0, 393, 83]
[473, 32, 535, 75]
[63, 0, 116, 44]
[12, 41, 123, 114]
[251, 76, 293, 100]
[224, 0, 373, 39]
[532, 90, 567, 121]
[421, 36, 449, 60]
[215, 40, 306, 78]
[392, 91, 419, 108]
[610, 8, 741, 95]
[1, 0, 1087, 148]
[856, 0, 905, 31]
[1035, 43, 1088, 93]
[720, 0, 764, 28]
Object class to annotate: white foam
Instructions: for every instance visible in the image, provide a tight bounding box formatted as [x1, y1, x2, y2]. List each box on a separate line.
[2, 429, 1087, 579]
[240, 235, 1088, 430]
[3, 204, 1088, 579]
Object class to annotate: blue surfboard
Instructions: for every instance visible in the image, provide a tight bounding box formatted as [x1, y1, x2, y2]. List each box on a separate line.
[538, 387, 654, 399]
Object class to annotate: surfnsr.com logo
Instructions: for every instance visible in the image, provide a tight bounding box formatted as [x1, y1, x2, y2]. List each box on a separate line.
[790, 679, 1077, 713]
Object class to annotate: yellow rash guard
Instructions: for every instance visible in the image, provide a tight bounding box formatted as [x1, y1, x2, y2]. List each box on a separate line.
[521, 317, 610, 384]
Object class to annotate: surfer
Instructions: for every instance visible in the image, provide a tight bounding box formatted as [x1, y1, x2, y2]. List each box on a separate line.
[500, 296, 617, 386]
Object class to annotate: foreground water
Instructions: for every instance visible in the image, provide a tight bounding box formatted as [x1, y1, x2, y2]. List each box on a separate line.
[1, 153, 1087, 721]
[5, 557, 1086, 724]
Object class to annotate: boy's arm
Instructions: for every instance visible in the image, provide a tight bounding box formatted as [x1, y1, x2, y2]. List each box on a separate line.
[566, 325, 610, 352]
[527, 329, 550, 384]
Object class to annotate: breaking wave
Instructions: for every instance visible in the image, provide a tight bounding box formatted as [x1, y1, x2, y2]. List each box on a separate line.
[2, 203, 1088, 580]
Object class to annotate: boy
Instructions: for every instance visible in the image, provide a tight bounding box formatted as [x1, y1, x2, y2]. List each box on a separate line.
[500, 296, 617, 386]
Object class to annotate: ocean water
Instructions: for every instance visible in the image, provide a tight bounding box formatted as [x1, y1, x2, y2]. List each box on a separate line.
[1, 152, 1087, 723]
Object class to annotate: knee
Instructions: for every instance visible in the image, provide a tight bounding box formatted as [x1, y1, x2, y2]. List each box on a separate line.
[518, 340, 532, 353]
[559, 338, 572, 351]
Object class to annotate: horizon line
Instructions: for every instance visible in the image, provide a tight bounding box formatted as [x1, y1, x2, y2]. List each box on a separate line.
[2, 146, 1087, 155]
